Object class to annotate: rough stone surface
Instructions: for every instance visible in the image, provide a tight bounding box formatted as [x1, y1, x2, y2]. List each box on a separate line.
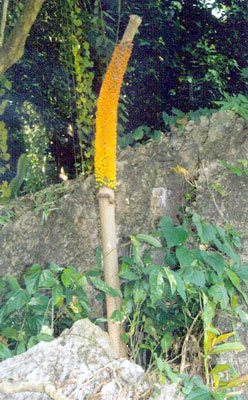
[1, 110, 248, 395]
[0, 319, 183, 400]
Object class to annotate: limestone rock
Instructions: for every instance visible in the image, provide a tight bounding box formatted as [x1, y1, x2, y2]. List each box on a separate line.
[0, 319, 183, 400]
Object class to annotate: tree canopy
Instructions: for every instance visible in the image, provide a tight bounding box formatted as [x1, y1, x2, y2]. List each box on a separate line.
[0, 0, 248, 192]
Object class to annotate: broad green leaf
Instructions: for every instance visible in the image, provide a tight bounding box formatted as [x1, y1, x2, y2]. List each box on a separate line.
[214, 332, 234, 345]
[36, 333, 54, 343]
[161, 333, 173, 352]
[163, 267, 177, 295]
[90, 277, 122, 298]
[28, 264, 42, 273]
[201, 251, 225, 274]
[61, 270, 72, 288]
[215, 226, 239, 263]
[176, 246, 195, 268]
[236, 307, 248, 324]
[111, 310, 124, 323]
[133, 126, 144, 140]
[234, 265, 248, 281]
[124, 281, 135, 298]
[29, 292, 49, 310]
[163, 362, 179, 383]
[172, 108, 186, 118]
[77, 275, 88, 288]
[1, 327, 19, 340]
[210, 341, 245, 354]
[3, 78, 12, 90]
[6, 289, 30, 313]
[209, 364, 230, 375]
[52, 284, 64, 305]
[39, 269, 56, 288]
[136, 234, 162, 248]
[49, 262, 63, 273]
[95, 318, 108, 323]
[202, 296, 215, 326]
[0, 305, 8, 323]
[120, 332, 129, 344]
[130, 236, 143, 266]
[79, 300, 91, 315]
[152, 130, 161, 140]
[144, 317, 156, 336]
[120, 268, 140, 281]
[27, 336, 39, 349]
[155, 356, 164, 372]
[133, 287, 146, 305]
[186, 387, 211, 400]
[225, 269, 238, 287]
[24, 268, 41, 294]
[171, 270, 186, 302]
[121, 297, 133, 316]
[190, 270, 206, 287]
[149, 270, 165, 304]
[192, 213, 216, 243]
[159, 217, 188, 247]
[208, 284, 229, 309]
[226, 270, 248, 303]
[241, 67, 248, 78]
[165, 251, 177, 266]
[0, 343, 13, 360]
[16, 341, 26, 355]
[6, 275, 20, 291]
[0, 278, 6, 295]
[66, 266, 78, 274]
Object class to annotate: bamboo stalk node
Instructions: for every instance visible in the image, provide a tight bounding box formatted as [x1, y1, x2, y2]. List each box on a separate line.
[97, 189, 115, 205]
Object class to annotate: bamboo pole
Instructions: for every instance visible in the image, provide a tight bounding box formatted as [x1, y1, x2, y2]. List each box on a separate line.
[95, 15, 141, 356]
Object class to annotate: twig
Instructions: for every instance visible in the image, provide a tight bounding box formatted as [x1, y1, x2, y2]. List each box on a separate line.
[0, 379, 67, 400]
[180, 310, 202, 374]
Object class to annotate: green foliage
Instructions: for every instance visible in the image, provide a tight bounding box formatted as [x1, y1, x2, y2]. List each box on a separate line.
[21, 101, 55, 193]
[0, 204, 16, 227]
[33, 188, 60, 224]
[91, 212, 247, 392]
[118, 125, 162, 149]
[179, 304, 245, 399]
[0, 154, 28, 201]
[214, 93, 248, 119]
[68, 1, 96, 176]
[178, 38, 239, 107]
[220, 159, 248, 177]
[162, 108, 216, 134]
[3, 0, 248, 187]
[0, 263, 90, 360]
[0, 75, 11, 181]
[118, 107, 218, 149]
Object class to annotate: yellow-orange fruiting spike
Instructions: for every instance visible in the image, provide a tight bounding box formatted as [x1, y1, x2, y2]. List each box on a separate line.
[94, 41, 133, 189]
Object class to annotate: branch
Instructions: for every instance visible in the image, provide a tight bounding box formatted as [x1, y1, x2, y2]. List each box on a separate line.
[0, 379, 67, 400]
[0, 0, 10, 48]
[0, 0, 46, 77]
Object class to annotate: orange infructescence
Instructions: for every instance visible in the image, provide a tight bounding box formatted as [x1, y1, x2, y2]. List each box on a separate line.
[94, 41, 133, 189]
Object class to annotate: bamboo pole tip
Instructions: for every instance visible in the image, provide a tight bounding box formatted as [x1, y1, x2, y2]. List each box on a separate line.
[121, 14, 142, 44]
[129, 14, 142, 26]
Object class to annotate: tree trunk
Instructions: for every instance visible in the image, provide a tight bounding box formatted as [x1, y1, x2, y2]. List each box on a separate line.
[0, 0, 46, 77]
